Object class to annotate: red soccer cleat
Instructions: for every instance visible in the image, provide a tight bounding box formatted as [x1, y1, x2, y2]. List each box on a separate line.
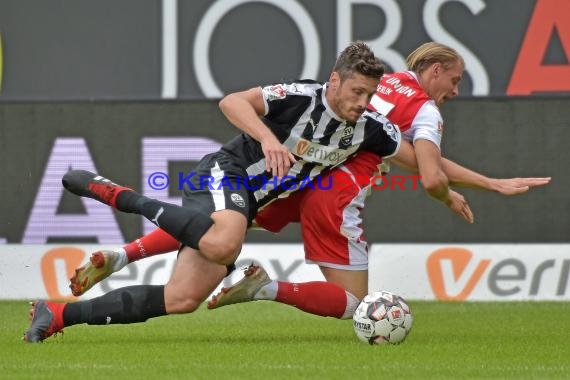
[23, 300, 65, 343]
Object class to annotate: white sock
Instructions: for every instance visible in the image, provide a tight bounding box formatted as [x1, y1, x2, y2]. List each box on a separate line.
[253, 280, 278, 300]
[341, 291, 360, 320]
[111, 248, 129, 271]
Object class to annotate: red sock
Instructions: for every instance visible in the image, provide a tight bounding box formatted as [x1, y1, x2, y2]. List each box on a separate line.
[275, 281, 348, 319]
[124, 228, 180, 263]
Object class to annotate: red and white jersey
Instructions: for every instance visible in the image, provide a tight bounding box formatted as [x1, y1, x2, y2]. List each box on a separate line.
[368, 71, 443, 149]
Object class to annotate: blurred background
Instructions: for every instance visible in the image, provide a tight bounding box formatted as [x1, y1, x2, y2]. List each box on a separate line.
[0, 0, 568, 301]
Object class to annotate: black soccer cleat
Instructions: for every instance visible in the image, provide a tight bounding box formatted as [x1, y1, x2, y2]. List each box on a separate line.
[62, 170, 132, 208]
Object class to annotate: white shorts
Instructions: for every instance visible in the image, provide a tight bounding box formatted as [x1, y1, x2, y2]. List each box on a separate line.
[254, 151, 382, 270]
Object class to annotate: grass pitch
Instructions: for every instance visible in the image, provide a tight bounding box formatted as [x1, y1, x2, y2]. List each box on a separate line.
[1, 300, 568, 379]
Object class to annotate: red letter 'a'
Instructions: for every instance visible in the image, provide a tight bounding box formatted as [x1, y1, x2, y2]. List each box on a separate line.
[507, 0, 570, 95]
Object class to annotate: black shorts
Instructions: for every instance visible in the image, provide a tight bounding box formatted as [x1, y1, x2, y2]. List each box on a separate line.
[181, 152, 257, 225]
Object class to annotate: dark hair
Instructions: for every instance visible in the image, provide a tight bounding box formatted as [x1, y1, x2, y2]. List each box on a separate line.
[333, 41, 385, 81]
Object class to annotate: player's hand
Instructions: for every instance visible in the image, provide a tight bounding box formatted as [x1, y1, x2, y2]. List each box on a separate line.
[261, 138, 297, 179]
[445, 189, 474, 224]
[490, 177, 551, 195]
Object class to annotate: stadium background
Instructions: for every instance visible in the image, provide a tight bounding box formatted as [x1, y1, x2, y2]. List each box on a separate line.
[0, 0, 568, 301]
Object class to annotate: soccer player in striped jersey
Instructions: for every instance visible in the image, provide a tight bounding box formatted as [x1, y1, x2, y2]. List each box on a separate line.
[26, 44, 548, 340]
[25, 41, 424, 342]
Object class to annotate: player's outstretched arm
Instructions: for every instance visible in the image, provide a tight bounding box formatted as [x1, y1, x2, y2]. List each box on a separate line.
[219, 87, 296, 178]
[391, 143, 550, 196]
[484, 177, 551, 195]
[440, 158, 551, 195]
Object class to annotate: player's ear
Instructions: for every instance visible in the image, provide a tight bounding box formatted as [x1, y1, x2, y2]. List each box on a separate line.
[432, 62, 441, 77]
[329, 71, 340, 90]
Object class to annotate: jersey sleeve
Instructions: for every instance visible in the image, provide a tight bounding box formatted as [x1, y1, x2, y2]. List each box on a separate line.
[407, 101, 443, 149]
[261, 84, 288, 115]
[362, 111, 402, 158]
[379, 121, 402, 158]
[260, 82, 317, 117]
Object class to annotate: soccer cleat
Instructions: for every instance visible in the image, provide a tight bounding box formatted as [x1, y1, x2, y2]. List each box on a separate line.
[69, 250, 125, 296]
[23, 300, 65, 343]
[207, 264, 272, 309]
[62, 170, 132, 209]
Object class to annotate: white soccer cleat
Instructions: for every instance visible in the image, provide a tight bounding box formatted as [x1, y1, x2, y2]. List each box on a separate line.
[69, 250, 126, 296]
[207, 264, 271, 309]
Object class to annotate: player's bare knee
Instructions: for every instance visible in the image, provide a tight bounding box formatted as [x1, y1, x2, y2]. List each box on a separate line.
[168, 298, 201, 314]
[164, 284, 201, 313]
[199, 238, 241, 265]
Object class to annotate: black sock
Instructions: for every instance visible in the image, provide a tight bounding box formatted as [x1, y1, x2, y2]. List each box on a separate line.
[115, 192, 214, 249]
[63, 285, 166, 326]
[115, 191, 145, 213]
[226, 263, 236, 276]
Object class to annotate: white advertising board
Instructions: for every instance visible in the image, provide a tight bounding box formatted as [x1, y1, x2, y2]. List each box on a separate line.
[369, 244, 570, 301]
[0, 244, 323, 301]
[1, 244, 568, 301]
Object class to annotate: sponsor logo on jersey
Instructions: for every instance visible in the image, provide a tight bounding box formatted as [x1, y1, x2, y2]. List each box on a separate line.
[296, 140, 310, 155]
[294, 138, 347, 165]
[231, 193, 245, 208]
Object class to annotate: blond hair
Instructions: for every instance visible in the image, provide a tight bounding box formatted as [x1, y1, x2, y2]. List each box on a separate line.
[406, 42, 464, 73]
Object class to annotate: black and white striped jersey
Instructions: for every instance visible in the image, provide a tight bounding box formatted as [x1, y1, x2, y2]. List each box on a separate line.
[220, 80, 401, 209]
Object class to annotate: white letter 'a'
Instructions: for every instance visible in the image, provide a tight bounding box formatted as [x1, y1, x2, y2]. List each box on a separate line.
[23, 138, 123, 243]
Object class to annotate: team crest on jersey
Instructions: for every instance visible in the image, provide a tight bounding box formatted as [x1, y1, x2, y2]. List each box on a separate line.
[340, 126, 355, 146]
[263, 84, 287, 101]
[383, 121, 399, 142]
[230, 193, 245, 208]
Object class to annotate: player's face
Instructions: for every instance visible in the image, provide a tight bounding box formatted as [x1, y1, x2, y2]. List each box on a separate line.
[328, 72, 378, 123]
[429, 61, 464, 107]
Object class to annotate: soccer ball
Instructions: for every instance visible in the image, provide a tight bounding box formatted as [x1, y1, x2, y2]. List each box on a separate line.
[353, 290, 413, 345]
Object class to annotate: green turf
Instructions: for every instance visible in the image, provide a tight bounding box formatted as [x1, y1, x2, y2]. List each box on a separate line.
[1, 300, 568, 379]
